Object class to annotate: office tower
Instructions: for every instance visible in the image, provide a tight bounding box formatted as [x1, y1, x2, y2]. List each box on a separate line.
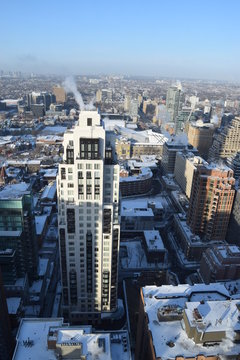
[124, 95, 138, 122]
[52, 86, 66, 104]
[187, 165, 235, 241]
[166, 84, 185, 124]
[208, 116, 240, 162]
[174, 152, 208, 199]
[174, 106, 193, 134]
[57, 110, 120, 324]
[0, 267, 15, 360]
[0, 183, 38, 283]
[27, 91, 55, 111]
[187, 121, 214, 159]
[129, 99, 138, 122]
[124, 94, 131, 111]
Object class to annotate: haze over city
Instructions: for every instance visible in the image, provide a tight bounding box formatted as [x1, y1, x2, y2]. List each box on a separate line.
[2, 2, 240, 360]
[1, 0, 240, 81]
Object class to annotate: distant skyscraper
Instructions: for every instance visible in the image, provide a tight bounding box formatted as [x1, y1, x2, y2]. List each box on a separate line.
[166, 84, 185, 129]
[53, 86, 66, 104]
[27, 91, 55, 111]
[187, 165, 235, 241]
[57, 110, 120, 324]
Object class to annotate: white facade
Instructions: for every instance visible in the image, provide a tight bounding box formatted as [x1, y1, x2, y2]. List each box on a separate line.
[57, 111, 120, 323]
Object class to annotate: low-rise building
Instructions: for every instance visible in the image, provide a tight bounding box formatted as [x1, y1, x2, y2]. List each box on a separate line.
[13, 318, 131, 360]
[200, 245, 240, 283]
[120, 167, 153, 197]
[135, 283, 240, 360]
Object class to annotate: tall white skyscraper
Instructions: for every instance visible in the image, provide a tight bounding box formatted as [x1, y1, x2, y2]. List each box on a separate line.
[57, 110, 120, 324]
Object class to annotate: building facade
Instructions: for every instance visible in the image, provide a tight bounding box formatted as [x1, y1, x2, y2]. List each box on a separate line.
[57, 111, 120, 323]
[187, 166, 235, 241]
[0, 267, 15, 360]
[162, 141, 197, 175]
[226, 189, 240, 244]
[0, 183, 38, 284]
[208, 116, 240, 162]
[200, 245, 240, 283]
[174, 152, 208, 199]
[166, 84, 185, 123]
[187, 121, 214, 159]
[52, 86, 66, 104]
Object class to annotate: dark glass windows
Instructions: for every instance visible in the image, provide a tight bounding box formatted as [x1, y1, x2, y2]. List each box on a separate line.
[80, 138, 99, 160]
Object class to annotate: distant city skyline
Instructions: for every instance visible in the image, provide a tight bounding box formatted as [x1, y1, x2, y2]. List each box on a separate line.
[1, 0, 240, 82]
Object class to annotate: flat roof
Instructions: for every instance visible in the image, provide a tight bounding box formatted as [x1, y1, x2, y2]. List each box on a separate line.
[13, 318, 63, 360]
[185, 300, 240, 333]
[142, 284, 240, 359]
[13, 319, 131, 360]
[144, 230, 165, 251]
[0, 182, 30, 199]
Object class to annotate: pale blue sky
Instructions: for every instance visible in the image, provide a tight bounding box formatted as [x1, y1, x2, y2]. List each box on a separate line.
[1, 0, 240, 80]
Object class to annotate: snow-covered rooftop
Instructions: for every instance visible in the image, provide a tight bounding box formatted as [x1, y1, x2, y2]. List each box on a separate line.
[41, 181, 56, 200]
[13, 318, 63, 360]
[35, 214, 48, 235]
[13, 319, 131, 360]
[144, 230, 165, 251]
[142, 284, 240, 359]
[185, 300, 240, 333]
[0, 182, 30, 199]
[42, 168, 58, 178]
[7, 297, 21, 314]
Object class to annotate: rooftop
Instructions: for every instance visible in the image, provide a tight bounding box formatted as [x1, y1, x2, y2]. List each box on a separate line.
[0, 182, 30, 199]
[144, 230, 165, 251]
[142, 284, 240, 359]
[13, 318, 131, 360]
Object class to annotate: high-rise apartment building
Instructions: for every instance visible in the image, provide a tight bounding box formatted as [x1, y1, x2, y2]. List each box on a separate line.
[187, 121, 214, 159]
[166, 84, 185, 124]
[57, 110, 120, 324]
[187, 165, 235, 241]
[174, 152, 208, 199]
[208, 116, 240, 162]
[162, 141, 197, 175]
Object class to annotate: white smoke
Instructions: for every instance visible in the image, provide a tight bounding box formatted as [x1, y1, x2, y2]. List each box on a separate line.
[219, 327, 235, 354]
[210, 114, 219, 125]
[174, 132, 189, 146]
[157, 104, 172, 140]
[158, 104, 171, 126]
[63, 76, 96, 111]
[85, 95, 96, 111]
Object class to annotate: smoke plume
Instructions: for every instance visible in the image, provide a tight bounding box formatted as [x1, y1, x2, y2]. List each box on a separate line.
[63, 76, 85, 110]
